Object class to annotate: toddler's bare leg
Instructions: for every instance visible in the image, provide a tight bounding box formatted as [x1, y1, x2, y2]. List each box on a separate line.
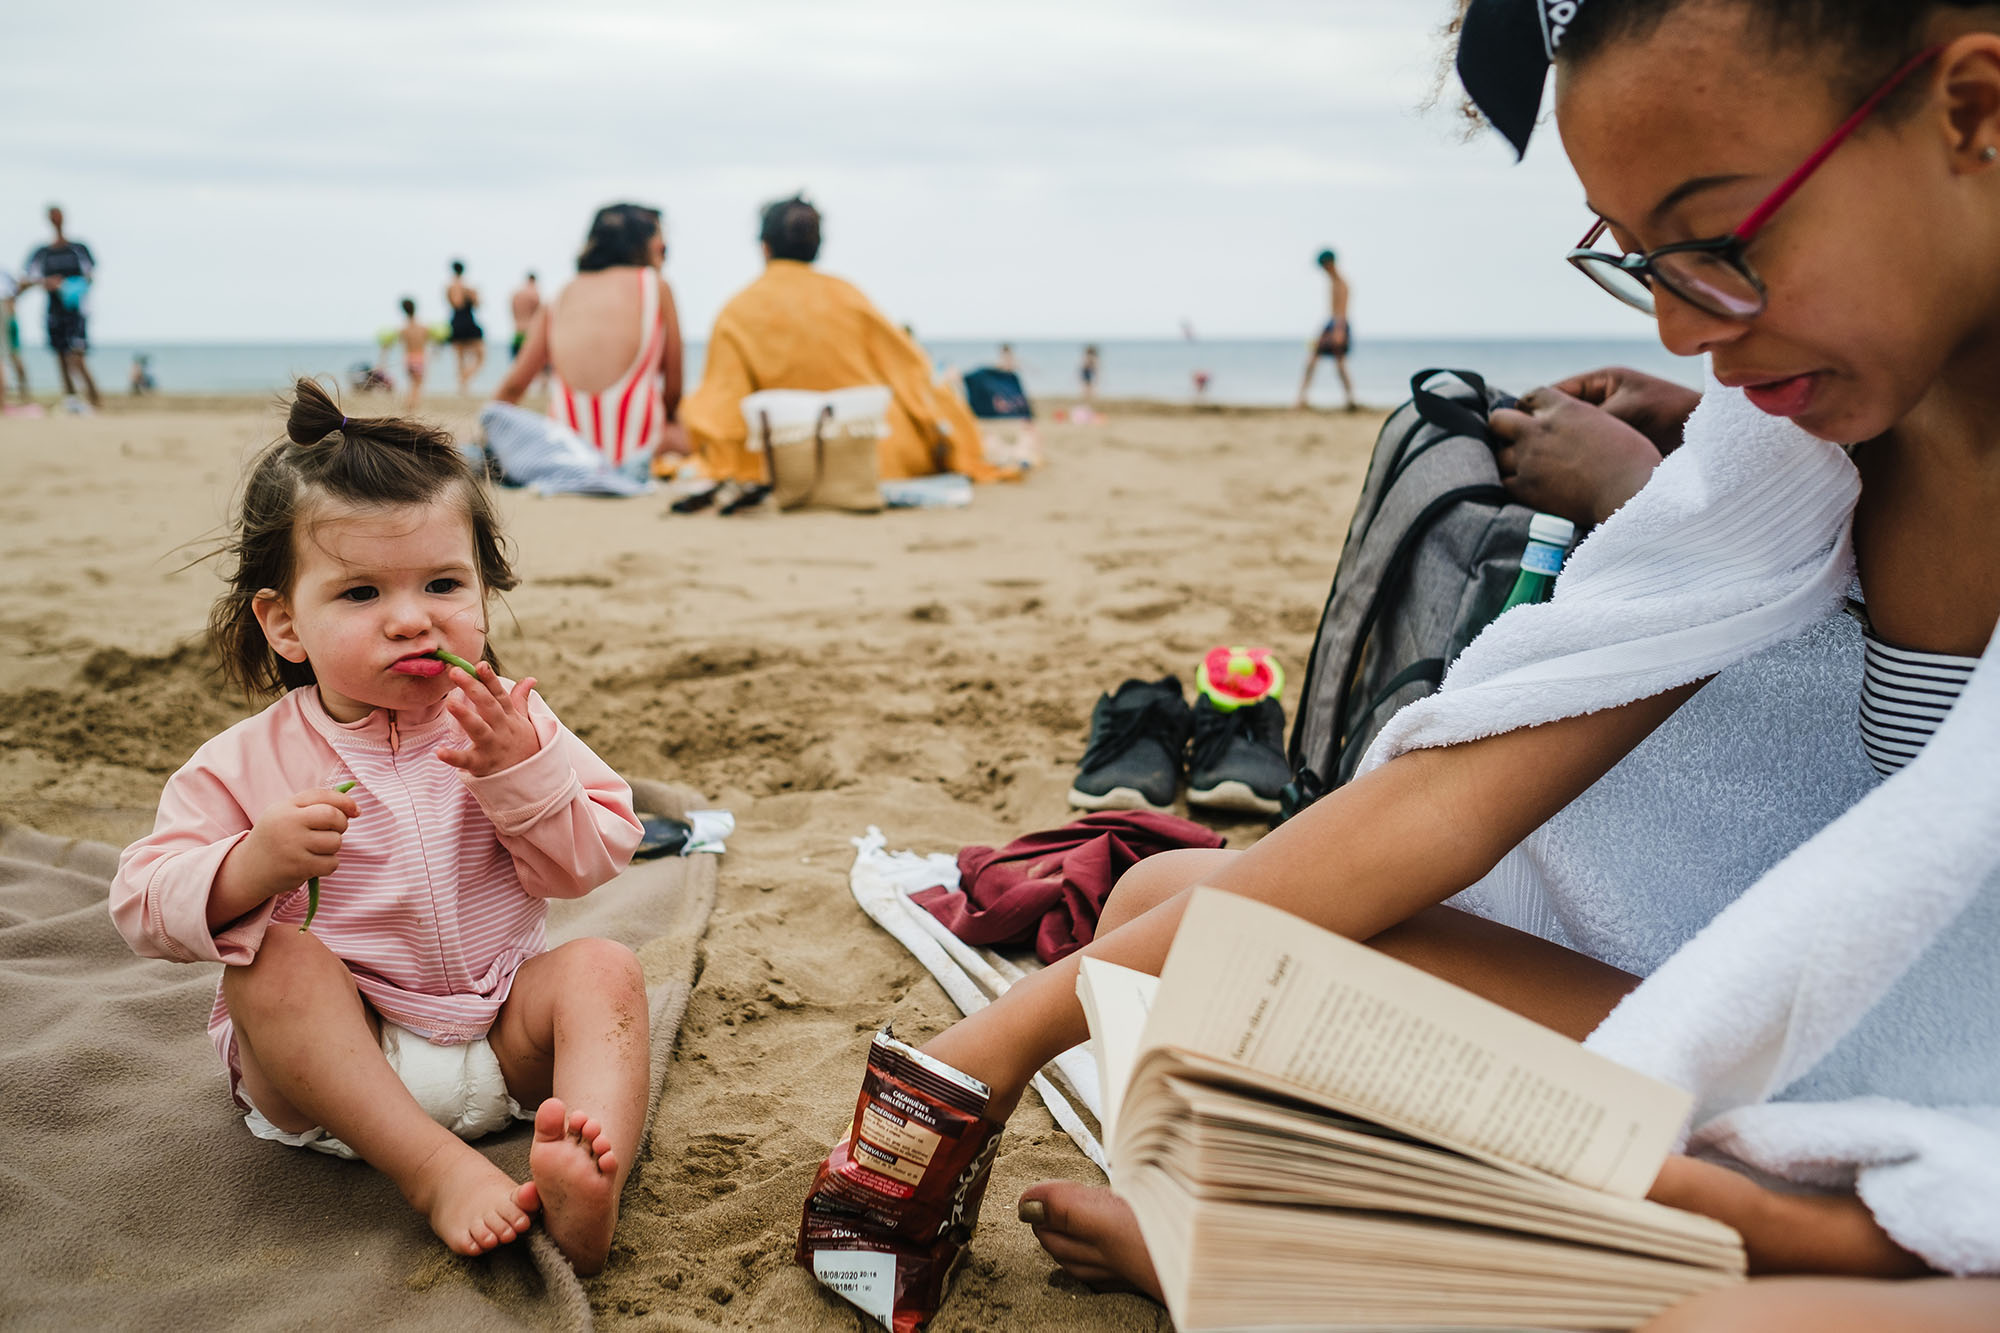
[489, 938, 649, 1275]
[223, 926, 535, 1256]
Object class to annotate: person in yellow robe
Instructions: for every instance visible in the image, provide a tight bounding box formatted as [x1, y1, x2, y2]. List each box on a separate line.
[680, 196, 1013, 485]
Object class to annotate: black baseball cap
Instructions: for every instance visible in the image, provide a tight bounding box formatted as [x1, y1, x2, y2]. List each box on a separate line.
[1456, 0, 1589, 159]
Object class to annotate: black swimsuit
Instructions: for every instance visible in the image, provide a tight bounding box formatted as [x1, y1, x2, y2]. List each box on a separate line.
[448, 292, 483, 344]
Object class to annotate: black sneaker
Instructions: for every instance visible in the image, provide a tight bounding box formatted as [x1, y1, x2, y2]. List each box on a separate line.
[1186, 696, 1290, 816]
[1068, 677, 1191, 812]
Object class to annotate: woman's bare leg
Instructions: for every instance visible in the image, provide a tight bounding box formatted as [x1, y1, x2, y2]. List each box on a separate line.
[1019, 874, 1643, 1297]
[921, 692, 1695, 1118]
[1640, 1277, 2000, 1332]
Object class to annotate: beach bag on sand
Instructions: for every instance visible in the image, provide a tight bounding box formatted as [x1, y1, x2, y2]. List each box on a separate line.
[743, 387, 886, 513]
[1282, 368, 1536, 817]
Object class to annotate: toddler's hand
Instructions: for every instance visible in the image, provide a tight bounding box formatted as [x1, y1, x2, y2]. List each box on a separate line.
[241, 787, 358, 901]
[438, 661, 541, 777]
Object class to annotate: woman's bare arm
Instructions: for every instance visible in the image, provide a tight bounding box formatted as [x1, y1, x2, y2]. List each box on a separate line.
[492, 308, 550, 405]
[925, 682, 1704, 1101]
[1650, 1156, 1932, 1277]
[657, 277, 684, 415]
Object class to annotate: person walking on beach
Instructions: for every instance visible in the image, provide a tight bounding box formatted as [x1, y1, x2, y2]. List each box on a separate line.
[1079, 344, 1100, 405]
[445, 260, 485, 394]
[1296, 247, 1356, 411]
[22, 206, 100, 411]
[509, 272, 540, 360]
[396, 297, 430, 412]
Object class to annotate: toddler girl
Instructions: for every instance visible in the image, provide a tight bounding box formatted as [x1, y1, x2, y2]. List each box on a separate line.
[111, 379, 646, 1273]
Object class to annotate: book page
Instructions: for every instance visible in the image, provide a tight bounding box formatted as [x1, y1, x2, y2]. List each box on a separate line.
[1136, 889, 1690, 1197]
[1076, 957, 1159, 1143]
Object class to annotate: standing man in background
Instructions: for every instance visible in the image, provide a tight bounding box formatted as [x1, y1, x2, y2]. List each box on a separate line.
[510, 272, 540, 359]
[23, 206, 100, 412]
[1296, 246, 1356, 412]
[509, 271, 545, 394]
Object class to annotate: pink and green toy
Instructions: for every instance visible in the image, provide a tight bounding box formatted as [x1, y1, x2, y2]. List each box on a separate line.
[1196, 645, 1284, 711]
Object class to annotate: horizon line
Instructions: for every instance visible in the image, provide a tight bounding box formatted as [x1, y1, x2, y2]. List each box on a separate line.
[40, 332, 1678, 349]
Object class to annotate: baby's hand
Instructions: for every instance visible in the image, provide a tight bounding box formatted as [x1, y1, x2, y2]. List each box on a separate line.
[241, 787, 358, 901]
[438, 661, 541, 777]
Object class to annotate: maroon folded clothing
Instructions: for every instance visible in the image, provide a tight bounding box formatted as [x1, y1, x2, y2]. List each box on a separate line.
[910, 811, 1225, 963]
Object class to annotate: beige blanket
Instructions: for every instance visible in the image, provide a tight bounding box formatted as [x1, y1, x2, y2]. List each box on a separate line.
[0, 778, 716, 1331]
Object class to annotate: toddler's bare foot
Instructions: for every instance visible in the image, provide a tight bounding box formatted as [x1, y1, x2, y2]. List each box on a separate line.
[529, 1097, 621, 1274]
[408, 1140, 538, 1256]
[1017, 1181, 1163, 1302]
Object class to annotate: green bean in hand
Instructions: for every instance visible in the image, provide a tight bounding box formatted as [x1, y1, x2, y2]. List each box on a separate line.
[299, 780, 360, 933]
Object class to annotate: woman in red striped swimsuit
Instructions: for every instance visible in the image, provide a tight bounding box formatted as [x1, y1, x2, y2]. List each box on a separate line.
[494, 203, 688, 478]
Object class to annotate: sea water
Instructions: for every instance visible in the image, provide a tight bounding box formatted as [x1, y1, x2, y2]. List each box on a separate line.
[50, 337, 1699, 409]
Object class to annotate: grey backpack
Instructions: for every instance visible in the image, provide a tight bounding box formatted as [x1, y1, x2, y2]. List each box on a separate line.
[1282, 369, 1547, 817]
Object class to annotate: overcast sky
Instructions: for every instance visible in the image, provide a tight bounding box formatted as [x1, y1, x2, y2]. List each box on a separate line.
[1, 0, 1650, 344]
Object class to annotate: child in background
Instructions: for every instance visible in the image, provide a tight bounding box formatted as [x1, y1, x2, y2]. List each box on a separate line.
[397, 297, 430, 412]
[0, 268, 27, 409]
[110, 379, 646, 1273]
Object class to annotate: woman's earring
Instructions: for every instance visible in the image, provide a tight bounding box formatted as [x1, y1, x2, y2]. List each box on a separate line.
[1983, 145, 1999, 164]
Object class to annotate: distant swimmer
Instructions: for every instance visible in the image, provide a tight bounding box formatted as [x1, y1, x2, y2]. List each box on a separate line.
[396, 297, 429, 412]
[1297, 247, 1357, 412]
[446, 259, 485, 394]
[510, 272, 540, 359]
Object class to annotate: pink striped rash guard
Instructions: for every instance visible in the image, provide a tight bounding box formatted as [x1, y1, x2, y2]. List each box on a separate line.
[110, 685, 642, 1103]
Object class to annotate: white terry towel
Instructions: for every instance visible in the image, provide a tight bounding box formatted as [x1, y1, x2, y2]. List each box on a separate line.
[1357, 380, 2000, 1274]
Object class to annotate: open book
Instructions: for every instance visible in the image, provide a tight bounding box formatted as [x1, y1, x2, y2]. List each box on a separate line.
[1078, 889, 1745, 1331]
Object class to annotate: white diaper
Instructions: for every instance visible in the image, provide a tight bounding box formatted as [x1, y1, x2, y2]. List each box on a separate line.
[243, 1021, 529, 1160]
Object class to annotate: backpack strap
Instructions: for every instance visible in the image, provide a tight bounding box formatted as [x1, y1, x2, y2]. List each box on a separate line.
[1409, 368, 1497, 446]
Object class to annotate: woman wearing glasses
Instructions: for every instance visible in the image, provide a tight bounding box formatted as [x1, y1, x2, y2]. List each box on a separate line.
[800, 2, 2000, 1326]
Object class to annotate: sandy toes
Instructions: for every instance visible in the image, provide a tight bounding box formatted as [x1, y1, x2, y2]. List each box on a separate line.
[1017, 1181, 1163, 1302]
[413, 1143, 538, 1257]
[529, 1097, 622, 1274]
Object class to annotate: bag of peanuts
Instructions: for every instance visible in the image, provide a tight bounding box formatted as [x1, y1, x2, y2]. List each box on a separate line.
[795, 1030, 1005, 1332]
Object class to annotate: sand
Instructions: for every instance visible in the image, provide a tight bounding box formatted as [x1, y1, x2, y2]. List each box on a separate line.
[0, 393, 1380, 1330]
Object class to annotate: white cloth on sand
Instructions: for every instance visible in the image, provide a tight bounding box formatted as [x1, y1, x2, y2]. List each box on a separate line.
[1358, 378, 2000, 1274]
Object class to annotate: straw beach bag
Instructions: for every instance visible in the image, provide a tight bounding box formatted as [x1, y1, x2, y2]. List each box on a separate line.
[741, 387, 887, 513]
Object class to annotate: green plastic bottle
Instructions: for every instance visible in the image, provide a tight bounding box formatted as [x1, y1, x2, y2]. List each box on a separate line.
[1500, 513, 1577, 613]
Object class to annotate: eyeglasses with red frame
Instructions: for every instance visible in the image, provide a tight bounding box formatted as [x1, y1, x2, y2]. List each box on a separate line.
[1569, 44, 1944, 320]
